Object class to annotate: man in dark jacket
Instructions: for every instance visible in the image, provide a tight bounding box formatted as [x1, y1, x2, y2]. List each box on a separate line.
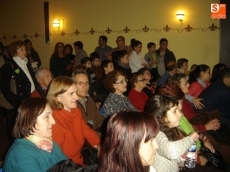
[198, 67, 230, 127]
[156, 38, 176, 76]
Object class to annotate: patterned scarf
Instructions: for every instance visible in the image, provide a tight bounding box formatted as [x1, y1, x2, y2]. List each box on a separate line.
[27, 135, 53, 152]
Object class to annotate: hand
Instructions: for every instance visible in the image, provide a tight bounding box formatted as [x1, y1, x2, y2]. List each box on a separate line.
[192, 98, 204, 109]
[204, 140, 215, 153]
[92, 145, 100, 157]
[142, 63, 147, 67]
[199, 155, 207, 165]
[189, 132, 199, 141]
[205, 119, 220, 131]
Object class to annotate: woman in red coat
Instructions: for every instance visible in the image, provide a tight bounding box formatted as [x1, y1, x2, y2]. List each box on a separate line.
[46, 76, 100, 165]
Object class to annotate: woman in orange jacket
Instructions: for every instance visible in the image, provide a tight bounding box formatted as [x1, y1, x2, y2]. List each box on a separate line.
[46, 76, 100, 165]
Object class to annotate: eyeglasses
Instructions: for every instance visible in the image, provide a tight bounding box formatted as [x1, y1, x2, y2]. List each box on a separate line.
[75, 82, 89, 86]
[114, 79, 128, 84]
[137, 79, 146, 82]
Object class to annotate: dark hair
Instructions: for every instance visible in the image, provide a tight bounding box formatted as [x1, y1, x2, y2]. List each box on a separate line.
[189, 64, 210, 84]
[8, 40, 25, 57]
[211, 63, 227, 83]
[146, 95, 180, 141]
[219, 67, 230, 80]
[103, 70, 126, 92]
[129, 72, 142, 88]
[166, 62, 177, 72]
[138, 67, 150, 75]
[111, 50, 128, 65]
[157, 83, 185, 100]
[24, 39, 32, 45]
[147, 42, 156, 49]
[99, 111, 159, 172]
[159, 38, 168, 44]
[52, 42, 64, 57]
[99, 35, 108, 44]
[130, 39, 142, 49]
[177, 58, 188, 69]
[90, 52, 100, 61]
[190, 64, 197, 71]
[12, 98, 48, 138]
[0, 41, 3, 50]
[64, 44, 73, 54]
[101, 60, 113, 71]
[81, 57, 90, 65]
[73, 41, 83, 49]
[168, 73, 187, 85]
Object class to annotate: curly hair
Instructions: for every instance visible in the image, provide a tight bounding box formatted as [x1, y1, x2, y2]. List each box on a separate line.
[8, 40, 25, 57]
[103, 70, 126, 92]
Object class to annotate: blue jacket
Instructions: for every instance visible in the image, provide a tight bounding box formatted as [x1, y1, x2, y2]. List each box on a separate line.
[198, 79, 230, 119]
[3, 139, 67, 172]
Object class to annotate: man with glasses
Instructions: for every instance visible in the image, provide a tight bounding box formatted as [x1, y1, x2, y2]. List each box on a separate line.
[71, 68, 104, 131]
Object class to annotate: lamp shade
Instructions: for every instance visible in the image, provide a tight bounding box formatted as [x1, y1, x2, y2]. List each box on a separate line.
[53, 20, 60, 28]
[176, 10, 185, 21]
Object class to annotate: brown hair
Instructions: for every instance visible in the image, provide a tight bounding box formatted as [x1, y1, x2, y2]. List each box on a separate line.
[12, 97, 48, 138]
[8, 40, 25, 57]
[103, 70, 126, 92]
[129, 72, 142, 88]
[157, 83, 185, 100]
[46, 76, 74, 110]
[99, 111, 159, 172]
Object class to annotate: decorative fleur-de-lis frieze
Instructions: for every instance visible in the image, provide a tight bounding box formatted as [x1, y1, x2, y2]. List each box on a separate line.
[89, 28, 95, 35]
[34, 32, 39, 38]
[12, 34, 17, 39]
[123, 26, 130, 33]
[163, 25, 171, 32]
[60, 31, 65, 36]
[209, 23, 219, 31]
[105, 27, 112, 34]
[23, 33, 27, 39]
[142, 25, 149, 32]
[3, 35, 6, 40]
[74, 29, 80, 35]
[185, 25, 193, 32]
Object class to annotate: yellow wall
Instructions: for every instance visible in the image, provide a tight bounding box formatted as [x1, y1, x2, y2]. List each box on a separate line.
[0, 0, 220, 69]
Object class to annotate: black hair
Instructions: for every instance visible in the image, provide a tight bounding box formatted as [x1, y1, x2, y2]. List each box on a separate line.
[64, 44, 73, 54]
[80, 57, 90, 65]
[188, 64, 210, 84]
[219, 67, 230, 80]
[211, 63, 227, 83]
[99, 35, 108, 44]
[130, 39, 142, 49]
[159, 38, 168, 44]
[177, 58, 188, 69]
[73, 41, 83, 49]
[101, 60, 113, 70]
[147, 42, 156, 49]
[138, 67, 150, 75]
[90, 52, 100, 61]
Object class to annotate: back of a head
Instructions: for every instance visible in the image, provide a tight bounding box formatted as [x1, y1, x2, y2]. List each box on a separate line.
[211, 63, 227, 83]
[166, 61, 177, 72]
[157, 83, 184, 100]
[219, 67, 230, 80]
[73, 41, 83, 49]
[99, 111, 159, 172]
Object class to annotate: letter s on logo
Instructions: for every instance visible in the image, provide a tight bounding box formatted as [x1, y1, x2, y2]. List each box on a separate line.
[211, 4, 220, 13]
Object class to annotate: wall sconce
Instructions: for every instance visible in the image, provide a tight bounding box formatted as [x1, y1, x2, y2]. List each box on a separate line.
[53, 19, 64, 30]
[176, 10, 185, 24]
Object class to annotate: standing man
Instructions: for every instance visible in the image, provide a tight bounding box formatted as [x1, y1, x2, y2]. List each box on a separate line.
[156, 38, 176, 76]
[72, 68, 105, 131]
[73, 41, 88, 66]
[94, 35, 113, 61]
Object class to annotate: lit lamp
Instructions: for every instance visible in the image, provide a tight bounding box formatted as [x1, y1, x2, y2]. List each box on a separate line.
[176, 10, 185, 24]
[53, 19, 60, 29]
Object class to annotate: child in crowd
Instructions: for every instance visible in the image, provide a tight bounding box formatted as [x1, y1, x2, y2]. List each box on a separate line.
[144, 42, 159, 82]
[94, 60, 114, 104]
[177, 58, 188, 74]
[90, 52, 103, 80]
[81, 57, 96, 96]
[187, 64, 211, 109]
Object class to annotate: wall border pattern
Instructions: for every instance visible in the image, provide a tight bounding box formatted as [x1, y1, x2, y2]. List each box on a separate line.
[1, 23, 219, 40]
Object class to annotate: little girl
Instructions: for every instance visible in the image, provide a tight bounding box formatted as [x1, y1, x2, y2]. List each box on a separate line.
[187, 64, 211, 109]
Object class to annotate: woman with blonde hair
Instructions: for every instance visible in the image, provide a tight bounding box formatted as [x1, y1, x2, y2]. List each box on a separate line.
[46, 76, 100, 165]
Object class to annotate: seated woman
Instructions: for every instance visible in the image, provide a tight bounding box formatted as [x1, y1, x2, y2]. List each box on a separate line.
[147, 95, 222, 172]
[99, 111, 159, 172]
[128, 72, 149, 111]
[3, 98, 67, 171]
[46, 76, 100, 165]
[169, 73, 220, 132]
[102, 70, 137, 117]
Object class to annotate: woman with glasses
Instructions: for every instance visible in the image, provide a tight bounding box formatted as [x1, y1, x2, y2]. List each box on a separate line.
[128, 72, 149, 111]
[102, 70, 137, 117]
[49, 42, 71, 78]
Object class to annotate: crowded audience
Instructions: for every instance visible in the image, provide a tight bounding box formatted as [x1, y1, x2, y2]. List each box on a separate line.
[0, 37, 230, 172]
